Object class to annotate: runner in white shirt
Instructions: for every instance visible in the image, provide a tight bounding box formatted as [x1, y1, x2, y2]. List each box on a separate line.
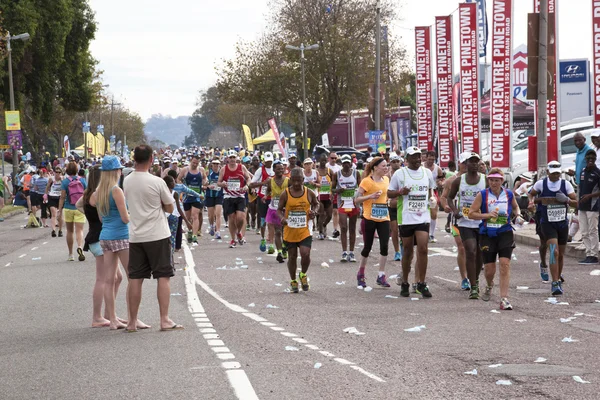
[327, 152, 342, 238]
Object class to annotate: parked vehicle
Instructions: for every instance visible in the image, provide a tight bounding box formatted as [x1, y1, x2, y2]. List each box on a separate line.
[312, 145, 367, 160]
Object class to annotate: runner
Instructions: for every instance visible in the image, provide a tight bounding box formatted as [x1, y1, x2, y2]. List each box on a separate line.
[387, 154, 402, 260]
[355, 157, 391, 288]
[468, 168, 521, 310]
[59, 162, 87, 262]
[218, 150, 253, 248]
[388, 147, 436, 298]
[316, 154, 333, 240]
[302, 158, 320, 234]
[265, 160, 289, 263]
[447, 151, 486, 299]
[424, 151, 444, 242]
[177, 155, 207, 244]
[327, 152, 342, 238]
[164, 175, 193, 261]
[249, 152, 275, 252]
[205, 159, 224, 239]
[21, 167, 34, 212]
[440, 160, 470, 290]
[31, 168, 49, 227]
[46, 167, 64, 237]
[246, 156, 260, 231]
[0, 174, 13, 222]
[332, 154, 361, 262]
[528, 161, 578, 295]
[277, 167, 319, 293]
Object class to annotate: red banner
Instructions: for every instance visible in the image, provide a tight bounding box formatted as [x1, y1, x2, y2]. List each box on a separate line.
[435, 16, 454, 167]
[453, 82, 460, 147]
[593, 2, 600, 128]
[490, 0, 513, 168]
[267, 118, 286, 157]
[415, 26, 434, 151]
[459, 3, 481, 155]
[534, 0, 559, 163]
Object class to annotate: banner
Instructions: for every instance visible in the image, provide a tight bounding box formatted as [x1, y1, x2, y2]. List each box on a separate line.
[435, 15, 454, 167]
[5, 111, 21, 131]
[267, 118, 286, 157]
[64, 135, 70, 157]
[7, 131, 22, 149]
[242, 124, 254, 151]
[368, 130, 388, 154]
[467, 0, 489, 58]
[321, 133, 330, 147]
[533, 0, 559, 163]
[415, 26, 434, 151]
[459, 2, 481, 154]
[452, 83, 460, 147]
[593, 2, 600, 128]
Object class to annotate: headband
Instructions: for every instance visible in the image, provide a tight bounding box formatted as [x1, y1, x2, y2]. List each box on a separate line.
[372, 157, 385, 167]
[487, 173, 504, 179]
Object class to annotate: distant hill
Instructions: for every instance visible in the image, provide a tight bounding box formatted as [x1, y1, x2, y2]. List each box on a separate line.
[144, 114, 191, 147]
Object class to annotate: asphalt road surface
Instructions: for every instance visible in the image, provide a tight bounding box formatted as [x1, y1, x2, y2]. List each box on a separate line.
[1, 212, 600, 400]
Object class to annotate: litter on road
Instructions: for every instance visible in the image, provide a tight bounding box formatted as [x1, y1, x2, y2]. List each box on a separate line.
[464, 369, 477, 375]
[314, 362, 322, 369]
[496, 380, 512, 386]
[534, 357, 547, 363]
[488, 364, 503, 368]
[404, 325, 426, 332]
[266, 304, 279, 309]
[562, 336, 578, 343]
[573, 376, 590, 384]
[285, 346, 299, 351]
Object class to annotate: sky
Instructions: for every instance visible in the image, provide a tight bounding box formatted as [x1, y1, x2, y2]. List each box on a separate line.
[89, 0, 593, 121]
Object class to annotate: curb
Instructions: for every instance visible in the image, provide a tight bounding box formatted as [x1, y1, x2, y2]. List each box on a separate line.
[0, 207, 28, 220]
[514, 231, 586, 260]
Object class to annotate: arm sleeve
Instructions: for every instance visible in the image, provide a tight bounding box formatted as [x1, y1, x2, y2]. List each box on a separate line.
[251, 168, 262, 183]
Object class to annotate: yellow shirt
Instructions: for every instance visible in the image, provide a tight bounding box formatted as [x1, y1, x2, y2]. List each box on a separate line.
[283, 187, 311, 243]
[360, 175, 390, 222]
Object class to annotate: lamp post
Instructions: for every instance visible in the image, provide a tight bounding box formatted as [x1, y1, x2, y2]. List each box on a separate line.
[3, 32, 30, 186]
[285, 43, 319, 158]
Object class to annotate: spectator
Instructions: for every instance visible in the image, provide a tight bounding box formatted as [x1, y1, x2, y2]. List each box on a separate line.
[577, 149, 600, 264]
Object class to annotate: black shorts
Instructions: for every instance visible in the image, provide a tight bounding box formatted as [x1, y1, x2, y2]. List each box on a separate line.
[284, 235, 313, 249]
[319, 199, 332, 209]
[23, 190, 30, 197]
[399, 223, 429, 238]
[540, 222, 569, 245]
[258, 198, 270, 219]
[30, 192, 43, 207]
[47, 197, 60, 209]
[224, 197, 246, 216]
[205, 196, 223, 207]
[388, 206, 398, 222]
[480, 231, 515, 264]
[128, 238, 174, 279]
[183, 201, 204, 211]
[459, 226, 480, 241]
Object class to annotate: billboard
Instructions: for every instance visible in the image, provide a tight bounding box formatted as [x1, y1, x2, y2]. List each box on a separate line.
[415, 26, 434, 151]
[435, 15, 454, 167]
[560, 59, 591, 122]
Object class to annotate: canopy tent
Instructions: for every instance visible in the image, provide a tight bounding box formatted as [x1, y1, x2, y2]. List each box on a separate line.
[75, 133, 107, 156]
[252, 129, 276, 145]
[480, 90, 535, 131]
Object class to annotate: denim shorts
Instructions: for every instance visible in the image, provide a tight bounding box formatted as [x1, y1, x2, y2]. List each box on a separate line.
[89, 241, 104, 257]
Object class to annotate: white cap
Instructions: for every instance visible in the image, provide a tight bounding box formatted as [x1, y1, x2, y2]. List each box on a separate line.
[389, 154, 401, 161]
[264, 152, 274, 162]
[459, 151, 481, 164]
[228, 150, 238, 157]
[366, 157, 373, 163]
[591, 129, 600, 138]
[547, 161, 562, 174]
[405, 146, 421, 156]
[211, 159, 221, 164]
[340, 154, 352, 163]
[153, 159, 159, 165]
[303, 158, 313, 164]
[280, 157, 289, 165]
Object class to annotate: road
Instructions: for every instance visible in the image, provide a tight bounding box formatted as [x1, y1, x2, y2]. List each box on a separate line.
[1, 212, 599, 399]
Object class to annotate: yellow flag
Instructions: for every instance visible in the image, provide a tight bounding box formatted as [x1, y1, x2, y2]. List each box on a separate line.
[242, 125, 254, 151]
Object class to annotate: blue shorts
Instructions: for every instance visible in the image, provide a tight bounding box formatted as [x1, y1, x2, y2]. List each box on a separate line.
[89, 241, 104, 257]
[205, 196, 223, 208]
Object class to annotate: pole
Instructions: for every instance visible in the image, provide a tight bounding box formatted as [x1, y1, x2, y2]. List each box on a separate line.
[111, 96, 115, 154]
[537, 0, 549, 177]
[7, 37, 18, 187]
[375, 0, 381, 130]
[301, 44, 308, 159]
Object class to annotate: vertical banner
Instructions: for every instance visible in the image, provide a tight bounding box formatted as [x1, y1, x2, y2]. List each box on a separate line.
[593, 2, 600, 128]
[534, 0, 559, 162]
[435, 15, 454, 167]
[459, 2, 481, 154]
[452, 82, 460, 146]
[242, 124, 254, 151]
[63, 135, 70, 157]
[415, 26, 434, 151]
[490, 0, 513, 168]
[267, 118, 286, 157]
[467, 0, 489, 58]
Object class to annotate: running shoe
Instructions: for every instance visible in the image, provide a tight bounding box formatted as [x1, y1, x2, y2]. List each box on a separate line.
[318, 233, 325, 240]
[209, 225, 215, 236]
[394, 251, 402, 261]
[259, 238, 267, 252]
[411, 283, 417, 293]
[481, 285, 493, 302]
[51, 230, 57, 238]
[215, 232, 222, 240]
[276, 252, 284, 263]
[400, 282, 410, 297]
[268, 245, 275, 254]
[290, 280, 299, 293]
[357, 274, 366, 288]
[229, 240, 237, 248]
[348, 252, 356, 262]
[237, 233, 246, 245]
[500, 298, 513, 310]
[461, 278, 471, 291]
[299, 272, 309, 291]
[340, 251, 348, 263]
[580, 256, 599, 264]
[187, 232, 193, 243]
[560, 274, 565, 283]
[0, 217, 4, 222]
[469, 285, 480, 300]
[77, 248, 85, 262]
[282, 246, 288, 259]
[444, 225, 451, 233]
[332, 230, 340, 238]
[67, 255, 75, 261]
[551, 281, 563, 296]
[429, 235, 437, 243]
[540, 264, 549, 282]
[416, 282, 432, 298]
[192, 235, 198, 244]
[246, 225, 250, 231]
[58, 230, 63, 237]
[376, 274, 391, 288]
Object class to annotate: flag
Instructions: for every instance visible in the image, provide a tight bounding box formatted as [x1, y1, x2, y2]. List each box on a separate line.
[242, 124, 254, 151]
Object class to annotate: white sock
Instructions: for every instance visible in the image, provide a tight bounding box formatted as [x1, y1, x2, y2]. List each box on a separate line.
[430, 220, 437, 236]
[378, 271, 385, 277]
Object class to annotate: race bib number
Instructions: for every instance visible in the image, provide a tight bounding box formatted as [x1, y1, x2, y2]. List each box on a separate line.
[260, 185, 267, 196]
[461, 202, 472, 218]
[370, 203, 389, 219]
[321, 184, 331, 193]
[288, 210, 307, 228]
[487, 214, 508, 229]
[341, 189, 355, 210]
[271, 197, 280, 209]
[209, 180, 219, 191]
[407, 194, 427, 215]
[227, 179, 241, 191]
[547, 204, 566, 222]
[190, 185, 201, 194]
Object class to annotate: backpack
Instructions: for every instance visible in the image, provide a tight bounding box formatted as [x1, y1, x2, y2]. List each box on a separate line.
[67, 176, 84, 204]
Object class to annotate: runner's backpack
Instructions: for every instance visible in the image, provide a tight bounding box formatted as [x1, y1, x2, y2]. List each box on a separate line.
[67, 176, 84, 204]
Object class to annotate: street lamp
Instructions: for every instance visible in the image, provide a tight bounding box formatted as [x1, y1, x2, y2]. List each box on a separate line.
[2, 32, 30, 186]
[285, 43, 319, 158]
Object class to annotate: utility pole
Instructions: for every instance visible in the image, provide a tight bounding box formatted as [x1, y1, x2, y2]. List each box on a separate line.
[110, 96, 121, 155]
[375, 0, 381, 130]
[537, 0, 549, 177]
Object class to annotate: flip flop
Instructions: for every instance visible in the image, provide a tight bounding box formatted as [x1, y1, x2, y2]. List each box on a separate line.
[160, 324, 184, 332]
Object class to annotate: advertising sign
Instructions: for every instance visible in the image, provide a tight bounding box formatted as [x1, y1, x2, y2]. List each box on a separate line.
[267, 118, 286, 157]
[560, 60, 587, 83]
[415, 26, 434, 151]
[594, 1, 600, 128]
[368, 130, 388, 154]
[459, 3, 481, 154]
[490, 0, 513, 168]
[5, 111, 20, 131]
[559, 59, 591, 122]
[7, 131, 22, 149]
[466, 0, 489, 58]
[435, 15, 454, 167]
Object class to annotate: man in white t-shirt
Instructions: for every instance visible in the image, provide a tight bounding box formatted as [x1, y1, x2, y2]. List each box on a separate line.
[124, 144, 182, 332]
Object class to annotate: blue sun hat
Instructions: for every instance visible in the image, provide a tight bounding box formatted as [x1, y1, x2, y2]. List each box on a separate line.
[100, 155, 124, 171]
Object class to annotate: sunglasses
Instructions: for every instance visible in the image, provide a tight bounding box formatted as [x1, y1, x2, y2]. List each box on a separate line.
[548, 163, 561, 168]
[330, 157, 338, 160]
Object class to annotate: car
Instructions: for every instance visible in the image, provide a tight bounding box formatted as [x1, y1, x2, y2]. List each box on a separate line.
[312, 145, 367, 160]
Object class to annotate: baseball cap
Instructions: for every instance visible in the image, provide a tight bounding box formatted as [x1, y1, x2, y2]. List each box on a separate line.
[280, 157, 289, 165]
[459, 151, 481, 164]
[163, 158, 171, 163]
[390, 154, 401, 162]
[273, 159, 282, 166]
[264, 152, 274, 162]
[153, 159, 159, 165]
[405, 146, 421, 156]
[289, 153, 297, 158]
[228, 150, 238, 158]
[591, 129, 600, 138]
[242, 156, 251, 163]
[341, 154, 352, 163]
[303, 158, 313, 164]
[547, 161, 562, 174]
[211, 159, 221, 164]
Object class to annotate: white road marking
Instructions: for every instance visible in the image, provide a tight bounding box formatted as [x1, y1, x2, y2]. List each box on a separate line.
[226, 370, 260, 400]
[18, 254, 26, 258]
[31, 247, 38, 251]
[42, 242, 48, 245]
[5, 262, 11, 267]
[434, 276, 459, 284]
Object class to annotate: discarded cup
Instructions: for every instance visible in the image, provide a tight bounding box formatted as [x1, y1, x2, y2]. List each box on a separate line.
[573, 376, 590, 384]
[328, 259, 334, 263]
[385, 295, 398, 299]
[321, 262, 330, 268]
[534, 357, 547, 363]
[562, 336, 578, 343]
[285, 346, 299, 351]
[496, 380, 512, 386]
[314, 363, 322, 369]
[363, 286, 373, 292]
[274, 283, 282, 287]
[490, 310, 501, 314]
[240, 265, 249, 269]
[590, 270, 600, 276]
[247, 303, 255, 307]
[335, 281, 345, 285]
[266, 304, 279, 309]
[464, 369, 477, 375]
[560, 317, 576, 323]
[404, 325, 426, 332]
[32, 257, 41, 261]
[262, 277, 273, 281]
[488, 364, 503, 368]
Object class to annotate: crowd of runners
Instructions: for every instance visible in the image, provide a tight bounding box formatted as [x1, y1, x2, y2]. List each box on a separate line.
[3, 131, 598, 321]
